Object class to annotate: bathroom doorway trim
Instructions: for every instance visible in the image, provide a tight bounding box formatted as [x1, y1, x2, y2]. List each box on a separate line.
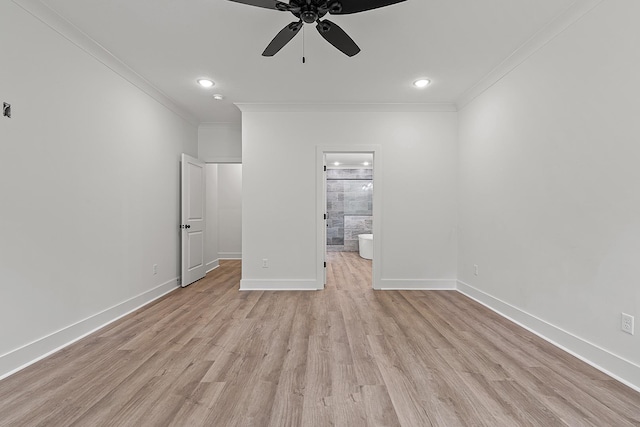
[316, 145, 382, 290]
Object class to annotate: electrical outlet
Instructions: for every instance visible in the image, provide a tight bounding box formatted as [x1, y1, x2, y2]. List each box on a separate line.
[262, 258, 269, 268]
[621, 313, 634, 335]
[153, 264, 158, 275]
[474, 264, 479, 276]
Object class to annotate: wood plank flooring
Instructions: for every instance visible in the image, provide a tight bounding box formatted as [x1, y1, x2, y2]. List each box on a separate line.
[1, 251, 639, 426]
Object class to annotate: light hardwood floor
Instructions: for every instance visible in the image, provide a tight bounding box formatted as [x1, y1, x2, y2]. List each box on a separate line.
[1, 252, 639, 426]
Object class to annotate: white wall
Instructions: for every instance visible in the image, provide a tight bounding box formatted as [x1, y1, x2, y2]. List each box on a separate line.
[458, 1, 640, 389]
[218, 164, 243, 259]
[198, 123, 242, 163]
[240, 108, 458, 290]
[0, 2, 197, 378]
[205, 164, 220, 272]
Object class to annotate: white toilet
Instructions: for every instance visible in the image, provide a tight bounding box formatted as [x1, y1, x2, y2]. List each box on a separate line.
[358, 234, 373, 260]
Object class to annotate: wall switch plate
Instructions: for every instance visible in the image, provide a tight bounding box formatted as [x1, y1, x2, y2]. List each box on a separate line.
[474, 264, 479, 276]
[621, 313, 634, 335]
[3, 103, 10, 118]
[262, 259, 269, 268]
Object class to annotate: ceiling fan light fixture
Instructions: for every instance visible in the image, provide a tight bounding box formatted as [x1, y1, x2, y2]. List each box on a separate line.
[197, 79, 215, 88]
[413, 79, 431, 88]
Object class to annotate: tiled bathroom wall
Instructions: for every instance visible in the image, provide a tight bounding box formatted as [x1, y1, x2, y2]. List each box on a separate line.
[326, 169, 373, 251]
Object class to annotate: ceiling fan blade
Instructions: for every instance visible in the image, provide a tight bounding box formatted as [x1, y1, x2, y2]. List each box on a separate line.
[263, 21, 303, 56]
[329, 0, 406, 15]
[316, 20, 360, 57]
[227, 0, 288, 11]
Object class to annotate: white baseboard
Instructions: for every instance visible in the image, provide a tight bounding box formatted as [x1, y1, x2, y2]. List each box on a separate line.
[206, 259, 220, 274]
[239, 279, 318, 291]
[218, 252, 241, 260]
[377, 278, 457, 290]
[457, 280, 640, 393]
[0, 277, 180, 381]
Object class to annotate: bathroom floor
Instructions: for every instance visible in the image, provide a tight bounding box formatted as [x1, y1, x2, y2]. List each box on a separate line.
[327, 245, 348, 252]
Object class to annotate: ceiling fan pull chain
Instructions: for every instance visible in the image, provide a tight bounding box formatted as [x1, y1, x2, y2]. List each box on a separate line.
[302, 25, 306, 64]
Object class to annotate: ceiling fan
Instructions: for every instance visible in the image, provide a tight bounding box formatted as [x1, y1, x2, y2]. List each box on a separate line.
[228, 0, 406, 57]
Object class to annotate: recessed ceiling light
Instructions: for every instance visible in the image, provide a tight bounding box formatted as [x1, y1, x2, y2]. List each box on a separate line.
[413, 79, 430, 88]
[213, 94, 225, 100]
[197, 79, 214, 88]
[363, 161, 370, 166]
[334, 162, 340, 166]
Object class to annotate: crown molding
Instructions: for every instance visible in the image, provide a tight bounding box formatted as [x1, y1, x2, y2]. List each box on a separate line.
[198, 122, 242, 128]
[235, 103, 458, 113]
[12, 0, 198, 126]
[456, 0, 604, 110]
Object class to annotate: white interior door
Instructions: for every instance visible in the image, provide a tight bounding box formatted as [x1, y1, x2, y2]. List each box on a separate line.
[181, 154, 206, 287]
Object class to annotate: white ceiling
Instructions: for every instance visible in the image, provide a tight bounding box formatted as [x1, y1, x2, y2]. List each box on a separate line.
[39, 0, 575, 124]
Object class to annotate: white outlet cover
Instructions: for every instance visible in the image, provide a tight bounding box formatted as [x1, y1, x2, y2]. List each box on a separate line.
[621, 313, 634, 335]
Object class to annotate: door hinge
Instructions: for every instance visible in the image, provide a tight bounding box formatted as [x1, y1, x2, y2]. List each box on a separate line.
[324, 262, 327, 268]
[324, 165, 327, 171]
[324, 213, 327, 220]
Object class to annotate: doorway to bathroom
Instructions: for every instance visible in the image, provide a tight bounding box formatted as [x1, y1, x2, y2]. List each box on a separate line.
[318, 149, 379, 289]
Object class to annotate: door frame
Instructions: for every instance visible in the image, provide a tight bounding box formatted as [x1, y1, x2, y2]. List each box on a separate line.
[316, 145, 382, 290]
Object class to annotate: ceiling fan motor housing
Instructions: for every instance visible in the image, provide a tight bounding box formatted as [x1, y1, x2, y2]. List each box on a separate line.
[300, 3, 329, 23]
[301, 9, 317, 23]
